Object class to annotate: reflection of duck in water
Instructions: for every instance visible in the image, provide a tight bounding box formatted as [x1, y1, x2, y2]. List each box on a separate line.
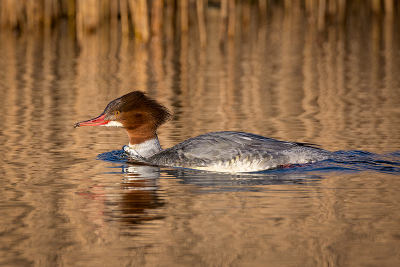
[76, 164, 164, 225]
[117, 165, 165, 224]
[75, 91, 333, 173]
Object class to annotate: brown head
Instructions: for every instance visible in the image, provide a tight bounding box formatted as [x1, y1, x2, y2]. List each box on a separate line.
[74, 91, 171, 145]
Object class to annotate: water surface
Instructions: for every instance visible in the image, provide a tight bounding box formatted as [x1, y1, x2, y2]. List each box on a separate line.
[1, 6, 400, 267]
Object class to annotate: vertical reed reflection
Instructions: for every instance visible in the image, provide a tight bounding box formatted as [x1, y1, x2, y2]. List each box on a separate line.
[382, 14, 399, 149]
[277, 6, 305, 141]
[0, 26, 81, 266]
[302, 16, 320, 142]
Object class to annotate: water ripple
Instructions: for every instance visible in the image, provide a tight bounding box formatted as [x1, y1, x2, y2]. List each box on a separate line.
[97, 149, 400, 189]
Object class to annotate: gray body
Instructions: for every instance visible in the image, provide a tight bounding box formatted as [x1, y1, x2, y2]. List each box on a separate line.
[126, 131, 333, 173]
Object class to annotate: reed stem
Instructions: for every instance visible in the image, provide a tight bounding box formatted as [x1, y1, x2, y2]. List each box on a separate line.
[0, 0, 397, 44]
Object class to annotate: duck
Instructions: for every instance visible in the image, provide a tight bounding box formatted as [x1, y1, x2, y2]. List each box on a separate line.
[74, 91, 333, 173]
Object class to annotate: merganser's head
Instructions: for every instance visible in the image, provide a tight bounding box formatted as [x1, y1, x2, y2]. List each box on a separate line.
[74, 91, 170, 144]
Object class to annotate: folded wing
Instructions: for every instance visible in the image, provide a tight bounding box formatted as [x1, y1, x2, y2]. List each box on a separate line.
[146, 132, 332, 172]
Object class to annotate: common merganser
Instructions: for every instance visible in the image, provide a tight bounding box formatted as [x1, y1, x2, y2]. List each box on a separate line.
[74, 91, 333, 173]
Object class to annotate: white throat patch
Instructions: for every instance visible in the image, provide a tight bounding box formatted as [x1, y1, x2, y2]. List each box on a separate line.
[124, 138, 162, 158]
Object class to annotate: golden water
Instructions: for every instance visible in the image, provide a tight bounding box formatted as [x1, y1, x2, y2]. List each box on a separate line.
[1, 7, 400, 267]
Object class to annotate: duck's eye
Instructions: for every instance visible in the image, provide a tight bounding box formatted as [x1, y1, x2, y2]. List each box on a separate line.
[114, 111, 121, 116]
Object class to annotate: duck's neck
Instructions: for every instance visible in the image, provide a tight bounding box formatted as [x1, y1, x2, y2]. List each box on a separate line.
[123, 124, 163, 158]
[125, 136, 162, 158]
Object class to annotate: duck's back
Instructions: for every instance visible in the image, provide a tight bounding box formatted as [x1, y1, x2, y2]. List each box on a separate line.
[147, 131, 332, 172]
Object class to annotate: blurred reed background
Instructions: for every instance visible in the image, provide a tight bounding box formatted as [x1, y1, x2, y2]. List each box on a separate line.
[0, 0, 399, 153]
[0, 0, 398, 44]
